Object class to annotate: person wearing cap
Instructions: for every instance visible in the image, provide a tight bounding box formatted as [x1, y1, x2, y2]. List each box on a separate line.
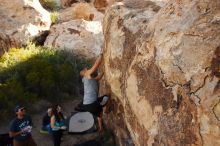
[78, 53, 105, 132]
[9, 105, 37, 146]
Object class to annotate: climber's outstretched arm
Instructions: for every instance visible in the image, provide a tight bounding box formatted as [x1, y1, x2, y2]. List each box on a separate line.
[87, 54, 103, 75]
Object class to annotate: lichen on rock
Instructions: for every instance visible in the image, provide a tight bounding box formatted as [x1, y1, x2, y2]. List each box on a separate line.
[101, 0, 220, 145]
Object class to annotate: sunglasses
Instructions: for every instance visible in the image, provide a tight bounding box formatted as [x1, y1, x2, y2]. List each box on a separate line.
[19, 108, 25, 112]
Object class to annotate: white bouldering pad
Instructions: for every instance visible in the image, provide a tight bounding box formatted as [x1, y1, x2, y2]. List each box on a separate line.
[68, 112, 94, 133]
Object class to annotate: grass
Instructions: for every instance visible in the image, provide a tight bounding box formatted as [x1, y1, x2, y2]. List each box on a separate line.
[50, 11, 59, 24]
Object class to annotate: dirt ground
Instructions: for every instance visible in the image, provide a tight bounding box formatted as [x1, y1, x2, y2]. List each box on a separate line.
[1, 98, 115, 146]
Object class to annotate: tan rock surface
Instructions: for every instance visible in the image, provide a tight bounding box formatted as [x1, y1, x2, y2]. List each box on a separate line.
[0, 0, 51, 53]
[94, 0, 121, 11]
[101, 0, 220, 145]
[59, 2, 104, 22]
[0, 33, 20, 56]
[94, 0, 108, 10]
[60, 0, 78, 8]
[44, 20, 103, 59]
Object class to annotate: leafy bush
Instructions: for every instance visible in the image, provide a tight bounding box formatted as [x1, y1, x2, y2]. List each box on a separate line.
[0, 43, 90, 120]
[50, 11, 59, 24]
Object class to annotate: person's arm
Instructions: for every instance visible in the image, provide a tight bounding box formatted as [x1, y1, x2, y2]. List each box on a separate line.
[9, 131, 23, 138]
[95, 73, 104, 81]
[9, 120, 23, 138]
[50, 116, 60, 129]
[86, 54, 103, 75]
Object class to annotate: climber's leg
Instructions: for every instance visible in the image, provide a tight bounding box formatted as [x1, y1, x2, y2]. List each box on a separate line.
[97, 113, 103, 132]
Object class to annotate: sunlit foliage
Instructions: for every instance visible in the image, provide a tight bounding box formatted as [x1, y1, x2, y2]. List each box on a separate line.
[0, 43, 89, 119]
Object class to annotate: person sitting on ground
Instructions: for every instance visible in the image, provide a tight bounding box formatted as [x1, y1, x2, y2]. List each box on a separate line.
[40, 107, 52, 134]
[50, 105, 66, 146]
[56, 105, 67, 130]
[77, 53, 106, 132]
[9, 105, 37, 146]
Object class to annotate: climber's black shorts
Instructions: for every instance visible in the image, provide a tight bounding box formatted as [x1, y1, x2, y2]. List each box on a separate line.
[75, 95, 107, 117]
[82, 101, 102, 117]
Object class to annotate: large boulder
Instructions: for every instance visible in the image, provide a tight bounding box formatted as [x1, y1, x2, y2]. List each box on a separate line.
[44, 20, 103, 59]
[94, 0, 121, 11]
[0, 33, 20, 56]
[59, 2, 104, 22]
[101, 0, 220, 145]
[94, 0, 108, 10]
[0, 0, 51, 53]
[60, 0, 92, 8]
[60, 0, 78, 8]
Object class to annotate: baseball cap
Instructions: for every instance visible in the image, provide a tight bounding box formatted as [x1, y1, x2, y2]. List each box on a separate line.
[14, 105, 25, 113]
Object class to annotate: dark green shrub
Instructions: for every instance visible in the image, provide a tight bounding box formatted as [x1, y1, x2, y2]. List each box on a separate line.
[0, 44, 90, 120]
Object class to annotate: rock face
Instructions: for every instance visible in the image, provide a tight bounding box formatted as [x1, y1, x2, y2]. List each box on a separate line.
[94, 0, 121, 11]
[0, 33, 20, 56]
[94, 0, 108, 10]
[44, 20, 103, 59]
[101, 0, 220, 145]
[0, 0, 51, 54]
[60, 0, 78, 8]
[59, 2, 104, 22]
